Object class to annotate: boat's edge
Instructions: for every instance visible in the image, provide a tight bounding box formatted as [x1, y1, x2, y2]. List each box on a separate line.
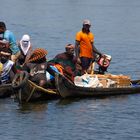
[55, 73, 140, 98]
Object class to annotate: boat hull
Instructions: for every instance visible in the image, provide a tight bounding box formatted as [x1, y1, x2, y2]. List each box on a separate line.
[0, 84, 13, 98]
[12, 71, 60, 103]
[55, 74, 140, 98]
[13, 80, 60, 103]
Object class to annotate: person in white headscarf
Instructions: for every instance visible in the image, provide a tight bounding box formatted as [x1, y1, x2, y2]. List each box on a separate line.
[17, 34, 33, 68]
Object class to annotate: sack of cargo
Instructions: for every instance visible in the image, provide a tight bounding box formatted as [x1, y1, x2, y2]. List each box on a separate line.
[74, 74, 102, 88]
[106, 74, 131, 87]
[97, 78, 117, 88]
[89, 74, 131, 87]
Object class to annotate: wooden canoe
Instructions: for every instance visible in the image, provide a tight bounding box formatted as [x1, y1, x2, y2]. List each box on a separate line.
[12, 71, 60, 103]
[55, 73, 140, 98]
[0, 83, 13, 98]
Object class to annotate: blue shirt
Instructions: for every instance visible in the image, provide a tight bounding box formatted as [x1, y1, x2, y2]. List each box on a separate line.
[3, 30, 20, 54]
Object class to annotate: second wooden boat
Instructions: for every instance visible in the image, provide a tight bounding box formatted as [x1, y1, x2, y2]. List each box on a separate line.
[55, 73, 140, 98]
[12, 71, 60, 103]
[0, 83, 13, 98]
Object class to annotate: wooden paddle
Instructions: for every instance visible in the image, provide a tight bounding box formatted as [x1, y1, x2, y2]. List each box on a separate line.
[87, 62, 95, 75]
[90, 62, 95, 75]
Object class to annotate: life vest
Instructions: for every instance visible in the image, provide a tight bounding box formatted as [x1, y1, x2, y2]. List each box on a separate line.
[53, 63, 64, 74]
[46, 65, 60, 82]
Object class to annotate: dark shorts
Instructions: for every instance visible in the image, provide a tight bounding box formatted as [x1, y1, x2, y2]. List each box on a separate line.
[80, 57, 92, 70]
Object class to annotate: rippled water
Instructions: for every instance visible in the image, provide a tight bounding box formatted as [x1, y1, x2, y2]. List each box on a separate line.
[1, 0, 140, 139]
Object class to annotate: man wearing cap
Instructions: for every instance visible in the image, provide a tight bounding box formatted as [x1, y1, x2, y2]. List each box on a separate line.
[17, 34, 32, 68]
[0, 21, 21, 63]
[75, 19, 102, 74]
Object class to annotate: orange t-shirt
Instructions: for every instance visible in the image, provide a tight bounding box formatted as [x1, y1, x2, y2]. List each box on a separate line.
[75, 31, 94, 58]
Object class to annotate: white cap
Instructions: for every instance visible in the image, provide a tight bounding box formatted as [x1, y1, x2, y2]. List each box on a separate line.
[83, 19, 91, 26]
[21, 34, 30, 42]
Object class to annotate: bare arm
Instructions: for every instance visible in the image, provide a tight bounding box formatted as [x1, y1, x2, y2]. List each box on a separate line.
[91, 42, 102, 56]
[9, 65, 16, 82]
[75, 40, 80, 58]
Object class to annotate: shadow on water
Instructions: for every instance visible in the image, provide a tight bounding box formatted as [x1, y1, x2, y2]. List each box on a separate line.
[56, 98, 83, 105]
[56, 94, 133, 106]
[14, 92, 139, 113]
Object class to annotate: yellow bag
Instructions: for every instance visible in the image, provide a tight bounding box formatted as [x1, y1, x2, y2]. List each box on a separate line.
[0, 63, 3, 73]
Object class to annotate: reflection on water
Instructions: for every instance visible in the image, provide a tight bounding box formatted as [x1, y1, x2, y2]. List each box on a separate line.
[0, 94, 140, 140]
[57, 98, 84, 105]
[57, 94, 130, 106]
[18, 102, 48, 112]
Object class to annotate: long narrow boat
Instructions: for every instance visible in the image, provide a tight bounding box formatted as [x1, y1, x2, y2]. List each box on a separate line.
[12, 71, 60, 103]
[0, 83, 13, 98]
[55, 73, 140, 98]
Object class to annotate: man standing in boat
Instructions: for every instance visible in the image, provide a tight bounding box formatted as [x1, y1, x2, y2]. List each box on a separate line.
[75, 19, 103, 74]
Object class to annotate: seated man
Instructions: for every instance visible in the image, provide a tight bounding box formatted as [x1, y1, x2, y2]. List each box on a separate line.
[22, 48, 48, 87]
[0, 48, 15, 84]
[48, 44, 82, 81]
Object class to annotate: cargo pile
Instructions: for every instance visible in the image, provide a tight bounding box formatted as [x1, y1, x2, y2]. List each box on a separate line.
[91, 74, 131, 88]
[74, 73, 131, 88]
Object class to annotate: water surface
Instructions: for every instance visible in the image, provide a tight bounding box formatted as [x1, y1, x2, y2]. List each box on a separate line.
[0, 0, 140, 139]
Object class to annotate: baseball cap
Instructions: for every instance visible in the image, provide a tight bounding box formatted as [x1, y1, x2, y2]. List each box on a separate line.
[83, 19, 91, 26]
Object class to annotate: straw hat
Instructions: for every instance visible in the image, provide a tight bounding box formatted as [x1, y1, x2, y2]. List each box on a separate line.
[28, 48, 48, 62]
[0, 47, 12, 56]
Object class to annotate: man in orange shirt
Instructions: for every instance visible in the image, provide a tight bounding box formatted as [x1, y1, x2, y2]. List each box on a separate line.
[75, 19, 102, 74]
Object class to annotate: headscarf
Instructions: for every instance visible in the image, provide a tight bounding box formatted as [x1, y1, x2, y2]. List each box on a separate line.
[20, 34, 31, 55]
[27, 48, 48, 63]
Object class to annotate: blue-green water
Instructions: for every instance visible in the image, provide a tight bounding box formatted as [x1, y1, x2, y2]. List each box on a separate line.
[1, 0, 140, 139]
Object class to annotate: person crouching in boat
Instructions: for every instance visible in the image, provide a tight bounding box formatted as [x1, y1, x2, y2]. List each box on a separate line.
[22, 48, 48, 87]
[47, 44, 82, 81]
[16, 34, 32, 68]
[0, 48, 15, 84]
